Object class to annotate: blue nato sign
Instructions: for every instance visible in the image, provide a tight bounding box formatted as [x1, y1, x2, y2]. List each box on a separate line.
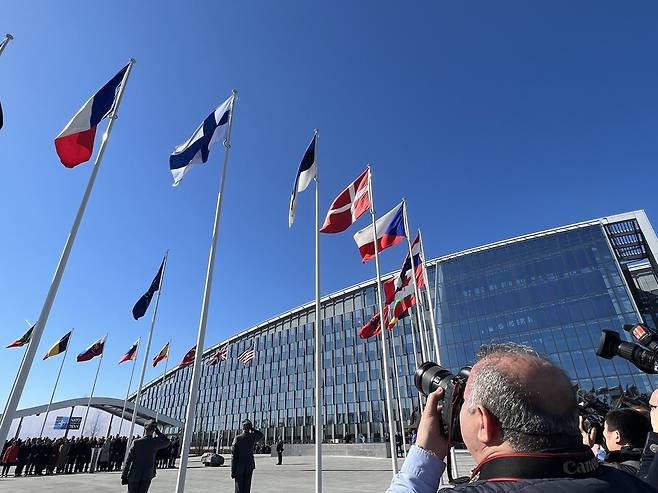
[53, 416, 81, 430]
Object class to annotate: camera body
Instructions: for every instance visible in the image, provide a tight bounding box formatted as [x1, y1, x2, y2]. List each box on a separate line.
[414, 362, 470, 445]
[576, 389, 609, 444]
[596, 324, 658, 374]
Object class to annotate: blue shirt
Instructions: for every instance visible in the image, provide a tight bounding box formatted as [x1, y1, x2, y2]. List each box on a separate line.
[387, 445, 446, 493]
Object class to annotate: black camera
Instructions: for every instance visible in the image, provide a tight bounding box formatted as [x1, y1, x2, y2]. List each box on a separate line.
[596, 324, 658, 374]
[576, 389, 609, 443]
[414, 362, 471, 445]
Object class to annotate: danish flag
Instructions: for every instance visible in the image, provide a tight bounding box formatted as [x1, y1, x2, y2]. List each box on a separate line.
[320, 168, 371, 233]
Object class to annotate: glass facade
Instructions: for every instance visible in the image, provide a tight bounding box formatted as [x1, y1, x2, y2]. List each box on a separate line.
[139, 217, 658, 444]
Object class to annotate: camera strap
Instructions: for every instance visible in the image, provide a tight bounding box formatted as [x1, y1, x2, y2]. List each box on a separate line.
[470, 448, 600, 482]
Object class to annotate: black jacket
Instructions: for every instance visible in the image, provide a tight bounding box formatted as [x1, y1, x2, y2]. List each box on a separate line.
[122, 434, 171, 483]
[231, 429, 264, 477]
[603, 446, 642, 476]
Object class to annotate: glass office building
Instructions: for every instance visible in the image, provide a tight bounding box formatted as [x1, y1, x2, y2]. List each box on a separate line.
[139, 211, 658, 444]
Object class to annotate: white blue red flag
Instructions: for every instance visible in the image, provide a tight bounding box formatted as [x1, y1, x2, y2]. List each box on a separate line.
[54, 64, 129, 168]
[169, 94, 233, 186]
[353, 201, 406, 262]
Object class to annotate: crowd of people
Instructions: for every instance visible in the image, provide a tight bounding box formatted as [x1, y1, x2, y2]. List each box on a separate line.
[0, 434, 181, 479]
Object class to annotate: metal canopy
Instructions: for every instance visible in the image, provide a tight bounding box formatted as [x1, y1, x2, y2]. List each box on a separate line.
[3, 396, 183, 429]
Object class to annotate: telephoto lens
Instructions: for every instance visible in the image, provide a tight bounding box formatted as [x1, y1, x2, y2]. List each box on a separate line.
[596, 330, 658, 374]
[414, 362, 470, 444]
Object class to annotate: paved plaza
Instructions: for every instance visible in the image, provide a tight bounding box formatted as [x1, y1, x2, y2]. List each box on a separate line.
[0, 452, 475, 492]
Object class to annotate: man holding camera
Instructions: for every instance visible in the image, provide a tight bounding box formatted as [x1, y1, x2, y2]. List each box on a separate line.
[121, 420, 171, 493]
[387, 343, 654, 492]
[599, 408, 651, 474]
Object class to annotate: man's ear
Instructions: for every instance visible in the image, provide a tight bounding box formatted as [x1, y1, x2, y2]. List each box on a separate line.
[614, 430, 622, 446]
[477, 405, 503, 446]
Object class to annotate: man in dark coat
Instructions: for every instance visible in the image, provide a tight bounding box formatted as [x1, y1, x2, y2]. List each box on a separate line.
[231, 419, 264, 493]
[276, 439, 284, 465]
[121, 421, 171, 493]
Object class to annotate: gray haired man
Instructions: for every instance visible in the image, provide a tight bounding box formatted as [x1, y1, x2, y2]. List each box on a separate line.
[387, 343, 655, 492]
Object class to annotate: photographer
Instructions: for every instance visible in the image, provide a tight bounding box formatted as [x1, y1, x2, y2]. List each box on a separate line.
[601, 408, 651, 474]
[387, 343, 654, 492]
[638, 389, 658, 484]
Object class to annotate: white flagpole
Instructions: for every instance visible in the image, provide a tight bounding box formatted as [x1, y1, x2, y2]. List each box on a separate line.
[367, 165, 399, 474]
[418, 230, 441, 361]
[175, 90, 238, 493]
[39, 330, 73, 437]
[125, 251, 169, 459]
[155, 346, 169, 424]
[389, 332, 407, 458]
[0, 59, 136, 448]
[118, 340, 140, 436]
[401, 200, 429, 362]
[407, 316, 423, 411]
[0, 33, 13, 58]
[313, 129, 323, 493]
[81, 335, 106, 436]
[214, 357, 223, 454]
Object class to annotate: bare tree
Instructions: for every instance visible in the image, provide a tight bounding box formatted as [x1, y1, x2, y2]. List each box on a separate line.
[88, 413, 102, 438]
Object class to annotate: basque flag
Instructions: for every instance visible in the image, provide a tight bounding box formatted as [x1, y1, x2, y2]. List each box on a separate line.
[54, 63, 129, 168]
[77, 336, 106, 362]
[320, 168, 370, 233]
[353, 201, 406, 262]
[43, 331, 72, 360]
[119, 339, 139, 364]
[169, 94, 233, 186]
[288, 132, 317, 227]
[180, 346, 196, 367]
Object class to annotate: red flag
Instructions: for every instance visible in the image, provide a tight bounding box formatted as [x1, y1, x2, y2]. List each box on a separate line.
[358, 308, 391, 339]
[180, 346, 196, 367]
[118, 340, 139, 364]
[320, 168, 370, 233]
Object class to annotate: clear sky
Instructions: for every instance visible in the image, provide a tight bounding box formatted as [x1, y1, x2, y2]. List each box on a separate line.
[1, 1, 657, 411]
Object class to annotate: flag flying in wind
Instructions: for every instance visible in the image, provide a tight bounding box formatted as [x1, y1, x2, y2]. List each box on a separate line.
[358, 308, 391, 339]
[207, 343, 229, 366]
[132, 257, 165, 320]
[6, 323, 35, 348]
[54, 63, 129, 168]
[180, 346, 196, 367]
[237, 343, 256, 364]
[153, 342, 170, 367]
[43, 331, 72, 360]
[353, 201, 406, 262]
[385, 233, 422, 304]
[169, 94, 233, 186]
[77, 336, 106, 362]
[320, 168, 370, 233]
[118, 339, 139, 364]
[389, 263, 425, 328]
[288, 133, 317, 227]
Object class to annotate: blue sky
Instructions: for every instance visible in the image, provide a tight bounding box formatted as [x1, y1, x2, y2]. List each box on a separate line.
[1, 1, 657, 411]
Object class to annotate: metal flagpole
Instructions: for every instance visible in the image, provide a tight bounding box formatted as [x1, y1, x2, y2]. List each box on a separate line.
[389, 332, 407, 458]
[407, 316, 423, 411]
[118, 339, 140, 436]
[0, 33, 13, 58]
[401, 199, 429, 362]
[214, 357, 223, 454]
[418, 231, 440, 361]
[313, 128, 323, 493]
[367, 165, 399, 474]
[175, 90, 238, 493]
[81, 335, 106, 436]
[125, 251, 169, 461]
[0, 59, 135, 448]
[155, 346, 169, 424]
[39, 330, 73, 437]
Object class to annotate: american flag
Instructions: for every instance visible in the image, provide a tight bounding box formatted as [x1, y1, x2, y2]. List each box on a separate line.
[207, 343, 229, 366]
[237, 342, 256, 364]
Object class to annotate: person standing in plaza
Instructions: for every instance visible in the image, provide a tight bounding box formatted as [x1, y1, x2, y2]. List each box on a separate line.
[231, 419, 264, 493]
[276, 439, 284, 465]
[121, 421, 170, 493]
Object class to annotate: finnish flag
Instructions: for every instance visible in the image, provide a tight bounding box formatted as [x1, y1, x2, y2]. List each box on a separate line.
[169, 94, 234, 186]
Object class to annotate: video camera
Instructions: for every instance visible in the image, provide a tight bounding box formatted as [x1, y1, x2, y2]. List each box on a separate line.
[576, 388, 609, 443]
[596, 323, 658, 374]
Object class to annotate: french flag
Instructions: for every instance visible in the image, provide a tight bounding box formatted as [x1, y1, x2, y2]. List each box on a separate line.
[353, 201, 406, 262]
[54, 64, 128, 168]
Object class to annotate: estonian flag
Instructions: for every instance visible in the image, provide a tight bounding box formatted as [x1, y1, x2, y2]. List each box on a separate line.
[132, 257, 165, 320]
[54, 63, 129, 168]
[288, 132, 317, 227]
[169, 94, 234, 186]
[43, 331, 72, 360]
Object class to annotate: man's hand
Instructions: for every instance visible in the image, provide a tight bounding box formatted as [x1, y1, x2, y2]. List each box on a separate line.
[416, 388, 449, 460]
[579, 416, 596, 447]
